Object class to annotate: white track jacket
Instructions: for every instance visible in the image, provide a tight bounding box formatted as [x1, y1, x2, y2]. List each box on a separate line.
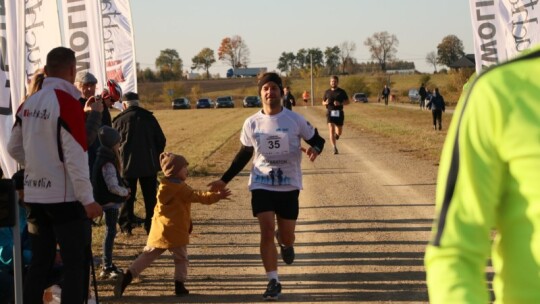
[7, 77, 94, 205]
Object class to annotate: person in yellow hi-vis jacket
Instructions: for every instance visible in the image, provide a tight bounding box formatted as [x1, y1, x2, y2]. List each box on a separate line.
[425, 45, 540, 303]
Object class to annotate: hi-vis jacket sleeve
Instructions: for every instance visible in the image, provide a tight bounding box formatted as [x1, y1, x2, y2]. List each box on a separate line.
[425, 48, 540, 303]
[424, 74, 504, 304]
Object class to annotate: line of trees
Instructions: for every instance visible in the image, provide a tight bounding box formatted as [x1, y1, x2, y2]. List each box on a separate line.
[137, 32, 466, 83]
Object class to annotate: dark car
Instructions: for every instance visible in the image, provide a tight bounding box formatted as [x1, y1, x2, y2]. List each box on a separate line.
[243, 96, 261, 107]
[172, 97, 191, 109]
[196, 98, 213, 109]
[353, 93, 368, 103]
[215, 96, 235, 108]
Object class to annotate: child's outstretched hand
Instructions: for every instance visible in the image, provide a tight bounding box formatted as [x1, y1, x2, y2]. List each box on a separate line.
[217, 188, 232, 200]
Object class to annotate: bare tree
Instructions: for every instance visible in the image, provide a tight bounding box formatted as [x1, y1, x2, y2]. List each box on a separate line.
[217, 35, 250, 69]
[339, 41, 356, 74]
[364, 31, 399, 71]
[426, 51, 438, 73]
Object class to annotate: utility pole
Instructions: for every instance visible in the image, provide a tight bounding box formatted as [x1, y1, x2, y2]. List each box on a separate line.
[310, 53, 314, 107]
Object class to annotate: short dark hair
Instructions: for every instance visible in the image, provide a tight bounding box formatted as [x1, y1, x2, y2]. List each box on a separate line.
[45, 47, 75, 76]
[330, 75, 339, 82]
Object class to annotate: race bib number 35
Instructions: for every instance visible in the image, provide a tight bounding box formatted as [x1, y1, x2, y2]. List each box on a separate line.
[260, 133, 290, 155]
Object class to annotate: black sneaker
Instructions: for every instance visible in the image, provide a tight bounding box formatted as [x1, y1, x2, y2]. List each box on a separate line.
[335, 133, 340, 140]
[275, 231, 295, 265]
[263, 279, 282, 300]
[333, 147, 339, 155]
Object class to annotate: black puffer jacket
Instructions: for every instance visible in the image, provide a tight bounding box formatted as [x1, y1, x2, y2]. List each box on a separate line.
[112, 106, 166, 178]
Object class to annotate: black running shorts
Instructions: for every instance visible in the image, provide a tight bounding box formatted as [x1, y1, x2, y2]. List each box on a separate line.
[326, 110, 345, 126]
[251, 189, 300, 220]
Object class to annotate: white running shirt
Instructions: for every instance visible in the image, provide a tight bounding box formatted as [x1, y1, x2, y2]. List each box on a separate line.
[240, 108, 316, 191]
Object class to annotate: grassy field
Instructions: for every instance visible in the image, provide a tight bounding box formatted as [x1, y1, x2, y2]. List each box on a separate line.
[138, 72, 466, 110]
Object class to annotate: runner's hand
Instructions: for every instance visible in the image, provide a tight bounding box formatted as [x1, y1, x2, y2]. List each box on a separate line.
[84, 202, 103, 219]
[302, 146, 319, 161]
[208, 179, 226, 192]
[218, 188, 232, 200]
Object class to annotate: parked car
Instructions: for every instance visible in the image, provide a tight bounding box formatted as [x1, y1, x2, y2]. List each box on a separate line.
[352, 92, 368, 103]
[243, 96, 261, 107]
[408, 89, 420, 103]
[172, 97, 190, 109]
[196, 98, 213, 109]
[215, 96, 235, 108]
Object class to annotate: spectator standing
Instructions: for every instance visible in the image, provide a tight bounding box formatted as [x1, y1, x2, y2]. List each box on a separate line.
[381, 84, 391, 106]
[425, 88, 445, 130]
[91, 126, 130, 279]
[302, 90, 310, 108]
[7, 46, 102, 304]
[208, 72, 325, 300]
[115, 152, 231, 297]
[282, 86, 296, 111]
[425, 46, 540, 303]
[419, 83, 427, 110]
[113, 92, 166, 235]
[322, 75, 349, 155]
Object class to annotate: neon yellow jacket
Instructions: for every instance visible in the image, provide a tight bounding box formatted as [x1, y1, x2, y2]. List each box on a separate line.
[425, 46, 540, 304]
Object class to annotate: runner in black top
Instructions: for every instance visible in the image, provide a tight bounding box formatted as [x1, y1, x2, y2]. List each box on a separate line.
[322, 75, 349, 154]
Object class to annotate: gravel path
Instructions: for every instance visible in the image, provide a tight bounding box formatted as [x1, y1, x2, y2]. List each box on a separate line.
[101, 107, 439, 303]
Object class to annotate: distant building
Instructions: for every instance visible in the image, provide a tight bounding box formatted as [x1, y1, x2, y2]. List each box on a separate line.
[449, 54, 475, 70]
[226, 67, 267, 78]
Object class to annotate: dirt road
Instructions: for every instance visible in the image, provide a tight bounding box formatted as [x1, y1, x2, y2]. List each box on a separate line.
[101, 106, 438, 303]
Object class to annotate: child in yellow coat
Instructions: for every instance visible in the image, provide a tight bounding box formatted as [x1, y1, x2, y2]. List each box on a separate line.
[115, 152, 231, 297]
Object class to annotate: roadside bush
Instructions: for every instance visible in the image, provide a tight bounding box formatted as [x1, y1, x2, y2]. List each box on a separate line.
[341, 75, 371, 97]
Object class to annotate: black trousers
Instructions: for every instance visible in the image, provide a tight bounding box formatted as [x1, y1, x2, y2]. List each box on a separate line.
[23, 202, 91, 304]
[119, 175, 158, 233]
[432, 109, 443, 129]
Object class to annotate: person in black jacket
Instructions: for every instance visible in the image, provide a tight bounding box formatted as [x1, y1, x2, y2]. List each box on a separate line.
[113, 92, 166, 235]
[426, 88, 446, 130]
[419, 83, 427, 110]
[282, 86, 295, 111]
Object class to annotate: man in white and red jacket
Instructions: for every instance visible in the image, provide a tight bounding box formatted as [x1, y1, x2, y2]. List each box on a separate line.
[8, 46, 102, 304]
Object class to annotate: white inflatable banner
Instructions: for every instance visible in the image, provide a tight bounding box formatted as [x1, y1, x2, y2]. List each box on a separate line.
[469, 0, 540, 72]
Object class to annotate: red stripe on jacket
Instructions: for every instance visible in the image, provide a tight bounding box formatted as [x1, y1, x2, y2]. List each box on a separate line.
[55, 89, 88, 151]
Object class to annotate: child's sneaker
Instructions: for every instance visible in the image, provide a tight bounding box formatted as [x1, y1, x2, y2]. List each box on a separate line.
[99, 264, 123, 279]
[175, 280, 189, 296]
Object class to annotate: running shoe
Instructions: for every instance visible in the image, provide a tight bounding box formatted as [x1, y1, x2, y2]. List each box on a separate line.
[99, 264, 123, 279]
[275, 231, 295, 265]
[334, 147, 339, 155]
[263, 279, 282, 300]
[335, 133, 339, 140]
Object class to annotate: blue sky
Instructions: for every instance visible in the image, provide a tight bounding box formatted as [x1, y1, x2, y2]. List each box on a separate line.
[131, 1, 474, 76]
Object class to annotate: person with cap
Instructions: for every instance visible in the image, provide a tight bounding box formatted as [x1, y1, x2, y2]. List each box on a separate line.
[322, 75, 349, 155]
[74, 71, 103, 149]
[114, 152, 231, 298]
[207, 72, 326, 300]
[91, 126, 130, 280]
[113, 92, 166, 235]
[7, 46, 102, 303]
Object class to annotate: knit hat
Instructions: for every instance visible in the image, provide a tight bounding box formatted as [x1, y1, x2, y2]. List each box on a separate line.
[160, 152, 188, 178]
[75, 71, 97, 84]
[97, 126, 121, 148]
[257, 72, 283, 96]
[122, 91, 139, 107]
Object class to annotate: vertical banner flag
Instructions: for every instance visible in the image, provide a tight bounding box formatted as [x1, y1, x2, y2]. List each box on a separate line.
[469, 0, 540, 73]
[1, 0, 24, 177]
[61, 0, 106, 91]
[0, 0, 61, 177]
[101, 0, 137, 94]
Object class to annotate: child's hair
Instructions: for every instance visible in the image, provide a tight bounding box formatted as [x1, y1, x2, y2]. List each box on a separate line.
[159, 152, 188, 178]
